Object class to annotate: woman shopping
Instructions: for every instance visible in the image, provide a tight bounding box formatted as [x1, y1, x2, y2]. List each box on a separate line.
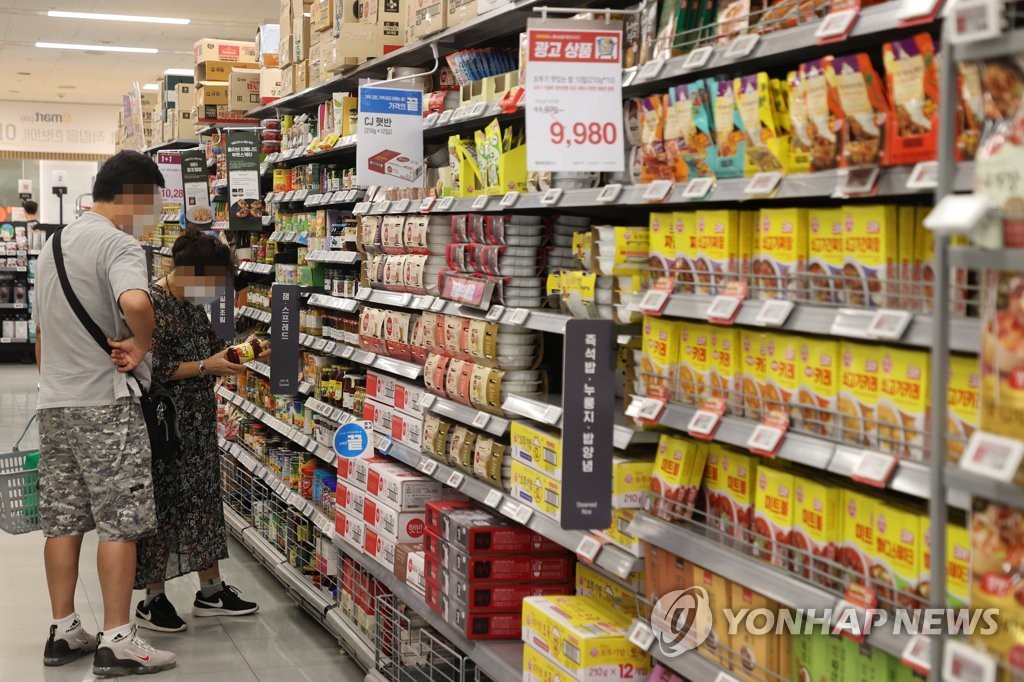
[129, 229, 262, 632]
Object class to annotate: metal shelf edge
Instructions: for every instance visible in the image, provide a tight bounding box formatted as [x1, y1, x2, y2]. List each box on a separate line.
[945, 466, 1024, 509]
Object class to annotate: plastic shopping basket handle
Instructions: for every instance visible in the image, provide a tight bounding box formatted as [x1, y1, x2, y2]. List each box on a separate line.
[13, 413, 36, 452]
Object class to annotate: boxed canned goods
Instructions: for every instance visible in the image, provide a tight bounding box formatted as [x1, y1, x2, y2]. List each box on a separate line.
[362, 492, 426, 544]
[365, 461, 443, 511]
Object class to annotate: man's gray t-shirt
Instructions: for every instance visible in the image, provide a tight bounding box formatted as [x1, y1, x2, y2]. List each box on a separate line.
[36, 212, 152, 409]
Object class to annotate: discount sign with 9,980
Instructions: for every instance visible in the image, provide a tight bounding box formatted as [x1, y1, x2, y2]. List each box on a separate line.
[525, 19, 625, 173]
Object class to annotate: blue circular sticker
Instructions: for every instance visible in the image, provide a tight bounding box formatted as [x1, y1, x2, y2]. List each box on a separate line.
[334, 422, 370, 459]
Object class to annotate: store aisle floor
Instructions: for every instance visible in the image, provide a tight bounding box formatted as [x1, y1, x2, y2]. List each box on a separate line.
[0, 367, 366, 682]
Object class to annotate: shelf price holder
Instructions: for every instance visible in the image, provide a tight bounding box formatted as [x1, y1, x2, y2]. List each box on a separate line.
[707, 281, 748, 325]
[744, 171, 784, 197]
[726, 33, 759, 59]
[959, 430, 1024, 482]
[643, 179, 673, 203]
[946, 0, 1004, 45]
[866, 308, 913, 341]
[746, 410, 789, 458]
[850, 449, 898, 488]
[638, 276, 674, 316]
[687, 397, 727, 440]
[627, 395, 667, 426]
[755, 298, 795, 327]
[942, 639, 998, 682]
[626, 619, 656, 653]
[901, 634, 932, 676]
[682, 177, 715, 200]
[830, 584, 878, 645]
[815, 0, 861, 44]
[834, 164, 881, 197]
[596, 183, 623, 203]
[576, 534, 604, 564]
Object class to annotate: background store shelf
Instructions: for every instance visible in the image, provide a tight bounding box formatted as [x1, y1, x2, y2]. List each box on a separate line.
[949, 247, 1024, 271]
[953, 27, 1024, 61]
[946, 466, 1024, 509]
[419, 393, 511, 437]
[217, 386, 336, 465]
[650, 649, 728, 682]
[143, 138, 199, 153]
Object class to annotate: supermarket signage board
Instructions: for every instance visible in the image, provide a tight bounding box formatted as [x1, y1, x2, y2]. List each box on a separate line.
[181, 148, 212, 231]
[561, 319, 615, 529]
[226, 131, 262, 232]
[210, 291, 234, 344]
[356, 87, 424, 188]
[156, 151, 184, 207]
[270, 283, 300, 395]
[525, 18, 625, 172]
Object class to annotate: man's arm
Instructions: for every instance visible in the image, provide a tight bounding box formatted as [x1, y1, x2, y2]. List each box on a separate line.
[108, 290, 154, 372]
[34, 325, 41, 369]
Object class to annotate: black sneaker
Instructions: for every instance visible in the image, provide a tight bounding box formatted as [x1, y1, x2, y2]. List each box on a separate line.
[192, 583, 259, 617]
[43, 620, 98, 666]
[135, 594, 188, 633]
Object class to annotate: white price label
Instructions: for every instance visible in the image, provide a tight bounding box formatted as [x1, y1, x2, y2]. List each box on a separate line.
[486, 305, 506, 322]
[436, 196, 454, 212]
[960, 431, 1024, 482]
[755, 299, 794, 327]
[906, 160, 940, 190]
[682, 177, 715, 200]
[747, 424, 786, 456]
[643, 179, 673, 202]
[420, 459, 438, 476]
[430, 297, 448, 312]
[512, 503, 533, 524]
[541, 188, 563, 205]
[470, 102, 488, 118]
[576, 535, 602, 561]
[417, 197, 436, 213]
[353, 202, 371, 215]
[355, 288, 372, 301]
[500, 191, 520, 208]
[948, 0, 1002, 44]
[392, 199, 410, 214]
[635, 397, 665, 423]
[418, 393, 437, 409]
[438, 110, 455, 124]
[815, 7, 860, 41]
[744, 171, 784, 196]
[341, 346, 355, 359]
[830, 308, 876, 338]
[627, 620, 656, 652]
[472, 412, 491, 430]
[345, 190, 359, 202]
[373, 200, 391, 214]
[374, 435, 392, 453]
[625, 397, 645, 419]
[638, 59, 665, 81]
[835, 165, 880, 197]
[866, 309, 913, 340]
[682, 46, 714, 70]
[726, 33, 759, 59]
[484, 489, 503, 508]
[901, 634, 932, 675]
[638, 289, 672, 315]
[596, 183, 623, 203]
[851, 450, 898, 488]
[472, 194, 490, 210]
[506, 308, 530, 326]
[423, 112, 440, 127]
[706, 295, 743, 322]
[687, 409, 722, 437]
[942, 639, 998, 682]
[446, 471, 465, 488]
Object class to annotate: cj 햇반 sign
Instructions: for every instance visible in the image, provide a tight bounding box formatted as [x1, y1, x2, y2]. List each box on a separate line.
[357, 87, 424, 188]
[525, 19, 625, 172]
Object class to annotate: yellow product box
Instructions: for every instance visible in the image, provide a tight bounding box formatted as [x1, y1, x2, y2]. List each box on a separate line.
[718, 448, 756, 546]
[796, 337, 840, 439]
[709, 326, 742, 415]
[596, 509, 642, 557]
[608, 456, 655, 509]
[521, 596, 651, 681]
[740, 330, 768, 420]
[970, 503, 1024, 677]
[839, 204, 899, 309]
[729, 584, 780, 682]
[753, 208, 808, 300]
[679, 321, 711, 404]
[509, 458, 651, 518]
[510, 460, 561, 520]
[693, 565, 732, 669]
[839, 341, 881, 449]
[761, 332, 799, 418]
[690, 209, 752, 296]
[878, 347, 930, 460]
[641, 316, 683, 400]
[946, 353, 980, 463]
[675, 211, 699, 293]
[703, 444, 725, 531]
[897, 205, 917, 312]
[651, 433, 708, 518]
[874, 503, 923, 610]
[792, 476, 841, 588]
[523, 642, 579, 682]
[510, 420, 561, 477]
[923, 520, 971, 609]
[807, 207, 845, 305]
[648, 211, 679, 281]
[840, 488, 876, 587]
[592, 225, 650, 274]
[575, 563, 644, 618]
[753, 467, 795, 568]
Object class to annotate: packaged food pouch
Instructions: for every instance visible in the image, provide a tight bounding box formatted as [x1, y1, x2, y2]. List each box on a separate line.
[707, 78, 747, 178]
[798, 58, 842, 172]
[640, 95, 674, 183]
[829, 52, 890, 168]
[883, 33, 938, 165]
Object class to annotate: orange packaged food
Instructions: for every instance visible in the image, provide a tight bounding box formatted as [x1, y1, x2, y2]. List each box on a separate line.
[640, 95, 674, 183]
[828, 52, 890, 168]
[798, 58, 842, 171]
[882, 33, 938, 165]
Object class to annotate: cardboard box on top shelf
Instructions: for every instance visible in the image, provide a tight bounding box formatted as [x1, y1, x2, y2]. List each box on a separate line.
[279, 7, 293, 66]
[139, 91, 159, 108]
[315, 0, 334, 31]
[173, 108, 195, 138]
[193, 39, 257, 69]
[370, 0, 408, 53]
[163, 74, 193, 105]
[307, 38, 323, 86]
[293, 13, 311, 63]
[281, 66, 294, 95]
[447, 0, 477, 26]
[408, 0, 447, 39]
[256, 23, 281, 67]
[174, 83, 196, 111]
[292, 60, 309, 92]
[161, 122, 173, 144]
[332, 0, 384, 61]
[259, 67, 284, 103]
[196, 82, 229, 108]
[228, 68, 261, 112]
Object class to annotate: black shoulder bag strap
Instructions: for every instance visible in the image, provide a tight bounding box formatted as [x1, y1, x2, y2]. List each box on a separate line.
[52, 229, 116, 359]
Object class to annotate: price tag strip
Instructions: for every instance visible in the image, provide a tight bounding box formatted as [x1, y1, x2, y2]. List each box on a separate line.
[436, 196, 455, 212]
[851, 449, 898, 488]
[576, 534, 603, 562]
[747, 411, 789, 458]
[484, 489, 503, 508]
[596, 183, 623, 203]
[500, 191, 520, 208]
[472, 194, 490, 210]
[446, 471, 465, 489]
[642, 179, 673, 202]
[815, 4, 861, 44]
[744, 171, 784, 196]
[687, 398, 727, 440]
[755, 299, 795, 327]
[541, 188, 563, 206]
[682, 45, 713, 71]
[946, 0, 1003, 45]
[900, 634, 932, 676]
[960, 430, 1024, 482]
[682, 177, 715, 200]
[942, 639, 998, 682]
[627, 620, 656, 652]
[905, 160, 939, 190]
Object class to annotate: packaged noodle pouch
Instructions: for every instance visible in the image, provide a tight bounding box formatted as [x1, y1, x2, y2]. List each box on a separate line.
[829, 53, 890, 167]
[882, 33, 939, 165]
[707, 78, 747, 179]
[640, 95, 674, 183]
[798, 59, 842, 171]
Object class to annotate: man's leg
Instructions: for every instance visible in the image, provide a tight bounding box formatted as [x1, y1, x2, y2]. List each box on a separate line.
[97, 540, 136, 630]
[44, 535, 83, 619]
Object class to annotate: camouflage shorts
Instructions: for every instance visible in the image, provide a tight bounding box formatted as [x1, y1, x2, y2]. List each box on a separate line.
[37, 399, 157, 541]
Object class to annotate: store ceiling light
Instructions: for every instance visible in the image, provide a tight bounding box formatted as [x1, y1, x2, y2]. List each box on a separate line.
[47, 10, 190, 25]
[35, 42, 159, 54]
[142, 83, 160, 91]
[164, 68, 194, 76]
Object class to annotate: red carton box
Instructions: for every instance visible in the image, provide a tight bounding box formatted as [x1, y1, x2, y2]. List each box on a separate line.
[447, 602, 523, 640]
[336, 479, 366, 517]
[450, 514, 566, 555]
[451, 580, 573, 613]
[338, 455, 390, 491]
[366, 461, 442, 511]
[451, 549, 575, 583]
[369, 149, 401, 174]
[363, 492, 426, 544]
[423, 528, 444, 558]
[425, 499, 476, 537]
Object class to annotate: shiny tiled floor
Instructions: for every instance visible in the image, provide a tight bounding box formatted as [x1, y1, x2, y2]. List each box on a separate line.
[0, 367, 367, 682]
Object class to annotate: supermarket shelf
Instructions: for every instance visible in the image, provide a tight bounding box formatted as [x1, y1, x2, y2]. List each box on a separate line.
[307, 293, 360, 314]
[949, 247, 1024, 271]
[650, 649, 728, 682]
[642, 397, 969, 508]
[305, 396, 361, 427]
[953, 27, 1024, 62]
[237, 306, 271, 324]
[613, 416, 661, 451]
[332, 533, 522, 682]
[624, 1, 930, 96]
[323, 609, 375, 672]
[267, 138, 357, 167]
[196, 121, 260, 136]
[629, 512, 912, 660]
[238, 261, 274, 275]
[946, 466, 1024, 509]
[298, 333, 424, 381]
[419, 393, 510, 437]
[502, 393, 562, 428]
[242, 361, 313, 396]
[142, 138, 199, 154]
[305, 250, 360, 265]
[0, 303, 27, 310]
[382, 437, 640, 580]
[660, 294, 981, 354]
[217, 385, 337, 466]
[0, 266, 27, 273]
[223, 505, 249, 538]
[0, 339, 32, 346]
[265, 188, 364, 206]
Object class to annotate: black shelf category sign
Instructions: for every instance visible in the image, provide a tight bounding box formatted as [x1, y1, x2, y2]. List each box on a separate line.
[561, 319, 615, 530]
[210, 290, 234, 344]
[270, 283, 300, 395]
[226, 131, 263, 232]
[181, 148, 212, 231]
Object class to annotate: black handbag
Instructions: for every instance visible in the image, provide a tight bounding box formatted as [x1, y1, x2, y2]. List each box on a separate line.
[51, 229, 181, 459]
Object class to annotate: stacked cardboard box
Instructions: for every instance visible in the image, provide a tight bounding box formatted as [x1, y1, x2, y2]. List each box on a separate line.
[193, 38, 259, 121]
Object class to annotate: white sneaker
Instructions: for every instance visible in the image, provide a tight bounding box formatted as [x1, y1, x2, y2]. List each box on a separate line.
[92, 624, 177, 677]
[43, 619, 98, 666]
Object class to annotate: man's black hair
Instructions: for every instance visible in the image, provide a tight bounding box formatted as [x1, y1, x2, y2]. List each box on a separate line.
[92, 150, 165, 202]
[22, 200, 37, 215]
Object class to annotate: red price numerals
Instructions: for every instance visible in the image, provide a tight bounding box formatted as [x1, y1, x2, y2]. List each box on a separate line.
[549, 120, 618, 147]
